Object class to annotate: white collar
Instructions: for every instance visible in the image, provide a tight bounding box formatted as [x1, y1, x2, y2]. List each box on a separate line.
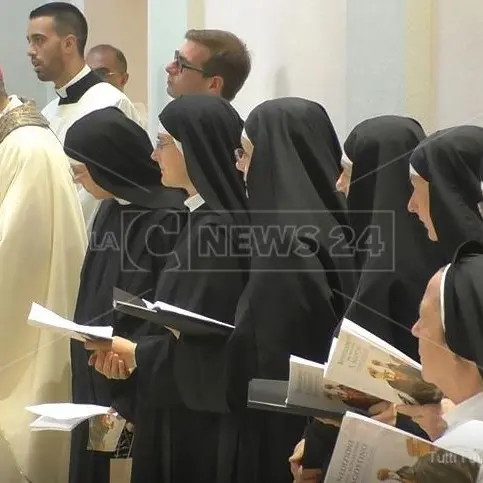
[184, 193, 205, 212]
[440, 264, 451, 331]
[409, 163, 420, 177]
[444, 391, 483, 429]
[115, 198, 131, 206]
[0, 95, 23, 119]
[56, 65, 91, 98]
[341, 152, 353, 169]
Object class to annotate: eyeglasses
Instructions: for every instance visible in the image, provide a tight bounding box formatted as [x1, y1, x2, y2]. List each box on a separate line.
[92, 67, 117, 80]
[173, 50, 211, 76]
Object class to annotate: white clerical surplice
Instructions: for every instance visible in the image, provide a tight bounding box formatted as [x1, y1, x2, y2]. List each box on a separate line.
[0, 96, 87, 483]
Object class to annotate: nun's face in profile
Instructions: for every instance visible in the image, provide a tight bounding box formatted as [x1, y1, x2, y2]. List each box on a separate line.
[411, 271, 453, 387]
[152, 133, 190, 190]
[235, 135, 254, 184]
[71, 164, 113, 200]
[408, 175, 438, 241]
[336, 165, 352, 197]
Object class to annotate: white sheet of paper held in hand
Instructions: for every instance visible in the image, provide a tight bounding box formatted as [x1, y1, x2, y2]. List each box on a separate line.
[27, 303, 113, 342]
[26, 403, 112, 432]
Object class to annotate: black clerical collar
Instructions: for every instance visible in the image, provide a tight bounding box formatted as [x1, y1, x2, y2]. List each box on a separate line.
[57, 67, 103, 105]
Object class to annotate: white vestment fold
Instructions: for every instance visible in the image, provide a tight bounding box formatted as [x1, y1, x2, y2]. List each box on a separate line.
[0, 101, 87, 482]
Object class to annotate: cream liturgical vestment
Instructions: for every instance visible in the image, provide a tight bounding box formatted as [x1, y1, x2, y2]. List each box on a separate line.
[0, 96, 87, 482]
[42, 65, 142, 233]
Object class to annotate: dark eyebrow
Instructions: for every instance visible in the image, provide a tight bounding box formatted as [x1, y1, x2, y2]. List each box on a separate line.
[28, 33, 46, 41]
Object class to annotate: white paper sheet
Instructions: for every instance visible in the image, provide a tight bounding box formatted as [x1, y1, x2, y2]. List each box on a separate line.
[26, 403, 112, 420]
[30, 415, 86, 432]
[28, 303, 113, 341]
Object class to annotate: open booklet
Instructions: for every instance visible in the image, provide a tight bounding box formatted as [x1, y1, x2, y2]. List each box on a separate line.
[28, 303, 113, 342]
[26, 403, 112, 432]
[325, 412, 482, 482]
[323, 319, 442, 405]
[112, 288, 234, 337]
[248, 319, 442, 418]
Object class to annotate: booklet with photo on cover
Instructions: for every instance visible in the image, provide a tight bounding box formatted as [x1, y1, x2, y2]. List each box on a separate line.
[325, 412, 482, 483]
[248, 355, 379, 419]
[247, 319, 442, 418]
[324, 319, 443, 405]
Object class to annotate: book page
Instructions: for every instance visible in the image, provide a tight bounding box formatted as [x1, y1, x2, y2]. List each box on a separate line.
[342, 318, 419, 367]
[436, 420, 483, 464]
[28, 303, 113, 341]
[325, 412, 481, 483]
[325, 327, 442, 405]
[151, 299, 234, 328]
[287, 356, 349, 413]
[26, 403, 112, 421]
[30, 415, 85, 432]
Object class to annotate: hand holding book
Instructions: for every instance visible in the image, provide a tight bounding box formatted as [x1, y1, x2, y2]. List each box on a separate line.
[289, 439, 323, 483]
[396, 398, 455, 441]
[368, 401, 397, 426]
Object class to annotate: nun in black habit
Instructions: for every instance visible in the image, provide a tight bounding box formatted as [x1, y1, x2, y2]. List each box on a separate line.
[345, 116, 445, 362]
[86, 95, 250, 483]
[220, 98, 358, 483]
[408, 125, 483, 261]
[63, 106, 185, 483]
[342, 120, 382, 269]
[297, 117, 448, 477]
[397, 240, 483, 456]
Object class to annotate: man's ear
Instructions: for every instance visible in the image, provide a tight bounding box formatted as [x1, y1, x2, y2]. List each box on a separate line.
[120, 73, 129, 88]
[63, 34, 78, 54]
[207, 75, 224, 96]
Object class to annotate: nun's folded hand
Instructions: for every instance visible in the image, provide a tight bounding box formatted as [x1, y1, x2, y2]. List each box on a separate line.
[396, 398, 454, 440]
[368, 401, 397, 426]
[86, 337, 137, 380]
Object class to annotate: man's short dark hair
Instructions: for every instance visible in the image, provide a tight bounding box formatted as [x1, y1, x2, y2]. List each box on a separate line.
[185, 29, 251, 101]
[30, 2, 88, 56]
[89, 44, 128, 74]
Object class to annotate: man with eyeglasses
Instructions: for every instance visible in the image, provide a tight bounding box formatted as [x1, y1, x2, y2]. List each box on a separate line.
[27, 2, 142, 233]
[165, 29, 251, 101]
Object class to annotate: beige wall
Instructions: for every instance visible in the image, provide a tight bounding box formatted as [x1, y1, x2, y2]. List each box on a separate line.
[405, 0, 435, 133]
[188, 0, 205, 28]
[84, 0, 148, 105]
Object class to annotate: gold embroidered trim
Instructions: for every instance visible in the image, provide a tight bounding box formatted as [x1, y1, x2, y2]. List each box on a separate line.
[0, 101, 49, 145]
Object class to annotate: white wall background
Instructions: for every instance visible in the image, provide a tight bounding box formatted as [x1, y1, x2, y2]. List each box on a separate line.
[85, 0, 147, 106]
[205, 0, 348, 137]
[346, 0, 406, 135]
[434, 0, 483, 129]
[204, 0, 416, 141]
[147, 0, 188, 139]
